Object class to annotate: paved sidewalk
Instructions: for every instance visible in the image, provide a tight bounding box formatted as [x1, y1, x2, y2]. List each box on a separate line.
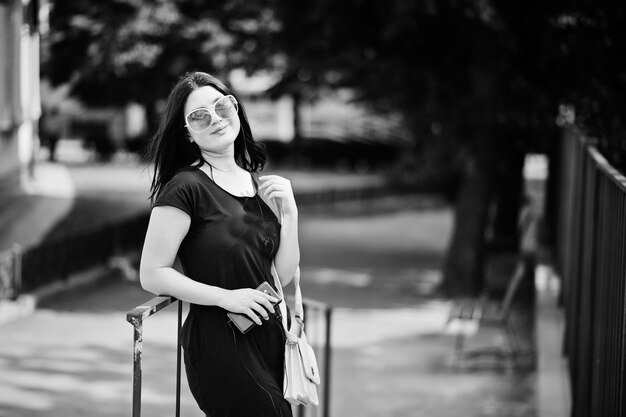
[0, 272, 536, 417]
[535, 264, 570, 417]
[0, 206, 537, 417]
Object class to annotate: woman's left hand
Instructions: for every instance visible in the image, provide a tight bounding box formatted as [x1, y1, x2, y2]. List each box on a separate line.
[258, 175, 297, 217]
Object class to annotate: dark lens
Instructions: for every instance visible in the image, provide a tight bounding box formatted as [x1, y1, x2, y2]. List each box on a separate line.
[188, 109, 212, 132]
[215, 96, 238, 119]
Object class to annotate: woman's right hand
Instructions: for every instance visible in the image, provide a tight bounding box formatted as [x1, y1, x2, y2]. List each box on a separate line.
[221, 288, 278, 325]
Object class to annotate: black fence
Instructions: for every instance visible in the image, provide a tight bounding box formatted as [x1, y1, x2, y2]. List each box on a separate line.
[556, 127, 626, 417]
[0, 212, 149, 299]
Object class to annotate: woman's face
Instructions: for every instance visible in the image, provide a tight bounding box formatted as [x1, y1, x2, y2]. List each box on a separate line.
[183, 86, 241, 153]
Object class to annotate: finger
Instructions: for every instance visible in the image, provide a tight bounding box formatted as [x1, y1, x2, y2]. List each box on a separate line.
[258, 179, 285, 191]
[245, 307, 264, 325]
[253, 292, 277, 313]
[267, 190, 291, 201]
[258, 175, 283, 181]
[257, 296, 277, 314]
[261, 184, 283, 196]
[254, 290, 279, 304]
[250, 302, 270, 320]
[259, 176, 289, 188]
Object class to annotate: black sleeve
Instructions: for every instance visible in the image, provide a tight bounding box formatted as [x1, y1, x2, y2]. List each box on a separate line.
[153, 172, 197, 219]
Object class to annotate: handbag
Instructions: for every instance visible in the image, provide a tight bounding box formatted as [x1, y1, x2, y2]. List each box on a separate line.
[272, 264, 321, 406]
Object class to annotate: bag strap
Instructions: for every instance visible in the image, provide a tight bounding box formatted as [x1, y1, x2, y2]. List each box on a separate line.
[271, 263, 304, 330]
[292, 266, 304, 322]
[264, 187, 303, 329]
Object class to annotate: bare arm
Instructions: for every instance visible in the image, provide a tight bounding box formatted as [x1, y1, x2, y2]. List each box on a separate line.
[258, 175, 300, 286]
[139, 206, 277, 325]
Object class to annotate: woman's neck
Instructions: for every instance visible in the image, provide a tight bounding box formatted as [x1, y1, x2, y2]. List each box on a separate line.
[200, 150, 237, 172]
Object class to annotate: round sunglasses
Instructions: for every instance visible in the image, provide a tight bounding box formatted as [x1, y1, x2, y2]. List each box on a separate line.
[184, 95, 239, 134]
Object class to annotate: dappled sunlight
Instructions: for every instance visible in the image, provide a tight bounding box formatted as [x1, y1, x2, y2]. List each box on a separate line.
[331, 323, 535, 417]
[331, 302, 451, 348]
[0, 307, 193, 417]
[303, 267, 372, 287]
[0, 385, 55, 411]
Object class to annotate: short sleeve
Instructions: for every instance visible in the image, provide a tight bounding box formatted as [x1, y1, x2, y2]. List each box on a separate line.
[153, 171, 197, 219]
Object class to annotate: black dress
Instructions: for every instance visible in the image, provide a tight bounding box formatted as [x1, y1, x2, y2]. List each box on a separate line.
[154, 166, 292, 417]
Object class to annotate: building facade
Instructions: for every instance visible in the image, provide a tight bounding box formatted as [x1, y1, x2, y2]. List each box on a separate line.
[0, 0, 41, 191]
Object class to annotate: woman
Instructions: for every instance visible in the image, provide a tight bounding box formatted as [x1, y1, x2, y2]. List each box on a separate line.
[140, 71, 299, 417]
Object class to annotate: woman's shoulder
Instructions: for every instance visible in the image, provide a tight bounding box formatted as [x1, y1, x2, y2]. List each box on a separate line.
[158, 166, 205, 196]
[168, 166, 205, 185]
[154, 167, 205, 212]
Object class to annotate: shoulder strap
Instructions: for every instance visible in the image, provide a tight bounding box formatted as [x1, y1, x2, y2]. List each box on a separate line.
[271, 263, 303, 329]
[253, 173, 283, 224]
[250, 171, 260, 190]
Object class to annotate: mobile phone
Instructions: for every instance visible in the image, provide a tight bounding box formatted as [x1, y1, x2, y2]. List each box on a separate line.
[227, 282, 282, 334]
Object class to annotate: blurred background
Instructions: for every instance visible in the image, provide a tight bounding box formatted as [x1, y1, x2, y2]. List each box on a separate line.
[2, 1, 626, 417]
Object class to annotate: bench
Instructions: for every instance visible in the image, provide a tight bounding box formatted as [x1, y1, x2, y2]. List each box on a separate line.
[445, 259, 526, 369]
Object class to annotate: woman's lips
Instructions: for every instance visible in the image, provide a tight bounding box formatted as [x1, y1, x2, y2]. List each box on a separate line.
[212, 124, 228, 134]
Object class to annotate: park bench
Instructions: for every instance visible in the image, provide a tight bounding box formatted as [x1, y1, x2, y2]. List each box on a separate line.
[0, 244, 21, 301]
[445, 259, 526, 369]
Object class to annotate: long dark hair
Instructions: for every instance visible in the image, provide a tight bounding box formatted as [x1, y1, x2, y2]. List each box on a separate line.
[146, 71, 266, 201]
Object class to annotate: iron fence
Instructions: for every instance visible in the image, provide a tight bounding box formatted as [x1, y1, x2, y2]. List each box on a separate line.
[0, 212, 149, 296]
[557, 127, 626, 417]
[126, 295, 333, 417]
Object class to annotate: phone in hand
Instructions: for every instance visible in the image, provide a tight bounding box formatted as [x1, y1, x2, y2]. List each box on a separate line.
[227, 282, 282, 334]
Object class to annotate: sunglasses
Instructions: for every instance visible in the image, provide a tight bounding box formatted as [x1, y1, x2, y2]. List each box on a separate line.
[184, 95, 239, 134]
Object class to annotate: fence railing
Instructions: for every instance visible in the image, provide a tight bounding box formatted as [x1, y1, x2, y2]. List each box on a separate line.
[0, 212, 149, 301]
[556, 127, 626, 417]
[126, 294, 333, 417]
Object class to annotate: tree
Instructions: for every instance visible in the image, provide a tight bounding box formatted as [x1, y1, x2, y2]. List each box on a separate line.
[256, 0, 559, 295]
[44, 0, 276, 136]
[258, 0, 626, 296]
[545, 2, 626, 166]
[46, 0, 626, 296]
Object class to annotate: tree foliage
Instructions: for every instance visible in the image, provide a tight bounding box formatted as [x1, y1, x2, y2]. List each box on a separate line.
[259, 0, 626, 294]
[45, 1, 276, 112]
[45, 0, 626, 295]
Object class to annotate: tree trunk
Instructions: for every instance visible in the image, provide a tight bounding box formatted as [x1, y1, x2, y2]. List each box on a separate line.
[442, 141, 495, 297]
[489, 145, 526, 251]
[291, 90, 303, 165]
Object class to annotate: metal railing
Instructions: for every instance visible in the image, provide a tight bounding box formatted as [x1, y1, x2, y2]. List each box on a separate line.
[556, 127, 626, 417]
[126, 295, 333, 417]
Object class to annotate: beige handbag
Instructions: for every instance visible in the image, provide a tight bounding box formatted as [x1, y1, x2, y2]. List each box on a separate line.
[272, 264, 321, 406]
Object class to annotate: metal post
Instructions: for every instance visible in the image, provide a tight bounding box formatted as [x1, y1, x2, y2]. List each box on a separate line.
[323, 308, 332, 417]
[297, 303, 309, 417]
[130, 318, 143, 417]
[127, 296, 176, 417]
[175, 300, 182, 417]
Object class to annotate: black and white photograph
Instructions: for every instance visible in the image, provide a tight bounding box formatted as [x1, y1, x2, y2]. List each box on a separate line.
[1, 1, 623, 416]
